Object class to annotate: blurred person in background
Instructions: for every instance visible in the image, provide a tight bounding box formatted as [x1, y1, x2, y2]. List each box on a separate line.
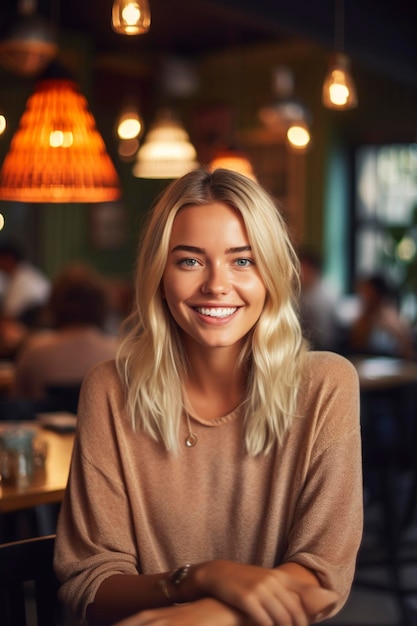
[298, 249, 341, 352]
[0, 240, 51, 359]
[12, 262, 119, 405]
[348, 273, 415, 360]
[0, 240, 50, 326]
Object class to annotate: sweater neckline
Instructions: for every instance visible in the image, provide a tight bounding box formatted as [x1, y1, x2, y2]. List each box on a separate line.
[186, 403, 244, 427]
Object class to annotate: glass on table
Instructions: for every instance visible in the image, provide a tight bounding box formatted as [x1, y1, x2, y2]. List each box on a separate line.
[0, 426, 38, 487]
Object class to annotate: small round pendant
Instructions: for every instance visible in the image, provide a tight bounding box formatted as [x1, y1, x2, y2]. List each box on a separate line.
[185, 433, 198, 447]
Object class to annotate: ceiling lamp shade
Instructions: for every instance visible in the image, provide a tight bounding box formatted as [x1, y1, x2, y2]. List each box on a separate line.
[209, 148, 257, 181]
[112, 0, 151, 35]
[322, 53, 358, 110]
[0, 14, 58, 77]
[133, 112, 198, 179]
[0, 78, 121, 203]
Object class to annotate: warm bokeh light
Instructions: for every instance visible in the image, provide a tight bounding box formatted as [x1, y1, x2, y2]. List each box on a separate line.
[328, 72, 350, 106]
[118, 138, 139, 160]
[118, 116, 142, 140]
[0, 115, 6, 135]
[209, 150, 257, 181]
[49, 130, 74, 148]
[287, 124, 310, 149]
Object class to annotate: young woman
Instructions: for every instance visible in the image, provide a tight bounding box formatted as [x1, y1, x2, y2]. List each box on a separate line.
[54, 168, 363, 626]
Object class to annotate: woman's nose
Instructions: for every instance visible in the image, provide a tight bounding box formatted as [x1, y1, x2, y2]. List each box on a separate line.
[201, 265, 230, 295]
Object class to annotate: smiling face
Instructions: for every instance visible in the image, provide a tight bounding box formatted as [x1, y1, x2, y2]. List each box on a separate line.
[162, 202, 267, 355]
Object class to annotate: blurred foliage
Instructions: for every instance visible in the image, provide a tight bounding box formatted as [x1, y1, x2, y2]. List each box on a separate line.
[385, 202, 417, 296]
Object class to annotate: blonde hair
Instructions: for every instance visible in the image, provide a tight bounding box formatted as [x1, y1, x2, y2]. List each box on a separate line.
[117, 168, 307, 455]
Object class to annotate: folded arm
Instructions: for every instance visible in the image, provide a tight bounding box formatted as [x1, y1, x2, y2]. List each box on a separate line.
[87, 560, 338, 626]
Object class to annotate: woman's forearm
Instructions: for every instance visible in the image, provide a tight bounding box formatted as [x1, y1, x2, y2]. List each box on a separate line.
[86, 573, 173, 626]
[87, 578, 250, 626]
[86, 564, 212, 626]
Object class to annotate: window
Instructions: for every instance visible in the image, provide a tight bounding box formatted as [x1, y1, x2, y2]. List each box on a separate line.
[355, 144, 417, 317]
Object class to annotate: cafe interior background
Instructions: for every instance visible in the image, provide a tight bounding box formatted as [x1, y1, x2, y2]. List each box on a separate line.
[0, 0, 416, 318]
[0, 2, 417, 624]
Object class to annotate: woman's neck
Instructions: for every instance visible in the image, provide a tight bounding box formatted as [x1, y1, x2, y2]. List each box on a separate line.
[182, 343, 246, 421]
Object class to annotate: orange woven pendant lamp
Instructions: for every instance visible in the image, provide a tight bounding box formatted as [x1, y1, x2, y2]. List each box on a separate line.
[0, 76, 121, 203]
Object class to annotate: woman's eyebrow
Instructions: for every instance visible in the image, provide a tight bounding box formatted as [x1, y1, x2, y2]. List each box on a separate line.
[170, 245, 252, 254]
[171, 245, 206, 254]
[226, 245, 252, 254]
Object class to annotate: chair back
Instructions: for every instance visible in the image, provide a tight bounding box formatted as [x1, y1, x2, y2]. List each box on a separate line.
[45, 383, 81, 414]
[0, 534, 59, 626]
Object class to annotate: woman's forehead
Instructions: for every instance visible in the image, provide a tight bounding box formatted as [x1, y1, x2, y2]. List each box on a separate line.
[170, 202, 248, 244]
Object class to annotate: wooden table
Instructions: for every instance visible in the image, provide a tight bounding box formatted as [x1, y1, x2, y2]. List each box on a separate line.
[0, 422, 75, 513]
[351, 356, 417, 390]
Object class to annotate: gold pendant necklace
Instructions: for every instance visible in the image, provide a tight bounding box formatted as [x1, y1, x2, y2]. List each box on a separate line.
[185, 412, 198, 447]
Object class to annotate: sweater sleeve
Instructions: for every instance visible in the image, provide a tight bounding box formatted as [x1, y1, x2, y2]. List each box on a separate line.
[283, 353, 363, 614]
[53, 361, 140, 620]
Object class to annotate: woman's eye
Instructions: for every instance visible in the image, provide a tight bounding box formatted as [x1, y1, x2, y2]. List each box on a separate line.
[235, 258, 254, 267]
[178, 258, 198, 267]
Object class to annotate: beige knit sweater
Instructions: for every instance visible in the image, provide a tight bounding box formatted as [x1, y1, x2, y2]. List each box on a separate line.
[54, 351, 363, 621]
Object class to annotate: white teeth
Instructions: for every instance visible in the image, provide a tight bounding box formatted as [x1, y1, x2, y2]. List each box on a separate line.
[196, 307, 237, 318]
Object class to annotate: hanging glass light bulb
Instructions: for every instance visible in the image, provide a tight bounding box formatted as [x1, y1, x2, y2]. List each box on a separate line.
[322, 53, 357, 109]
[111, 0, 151, 35]
[322, 0, 357, 110]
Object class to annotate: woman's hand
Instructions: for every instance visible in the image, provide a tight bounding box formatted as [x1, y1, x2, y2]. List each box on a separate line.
[192, 560, 338, 626]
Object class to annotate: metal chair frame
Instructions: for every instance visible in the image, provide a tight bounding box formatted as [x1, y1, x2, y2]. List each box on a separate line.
[0, 534, 60, 626]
